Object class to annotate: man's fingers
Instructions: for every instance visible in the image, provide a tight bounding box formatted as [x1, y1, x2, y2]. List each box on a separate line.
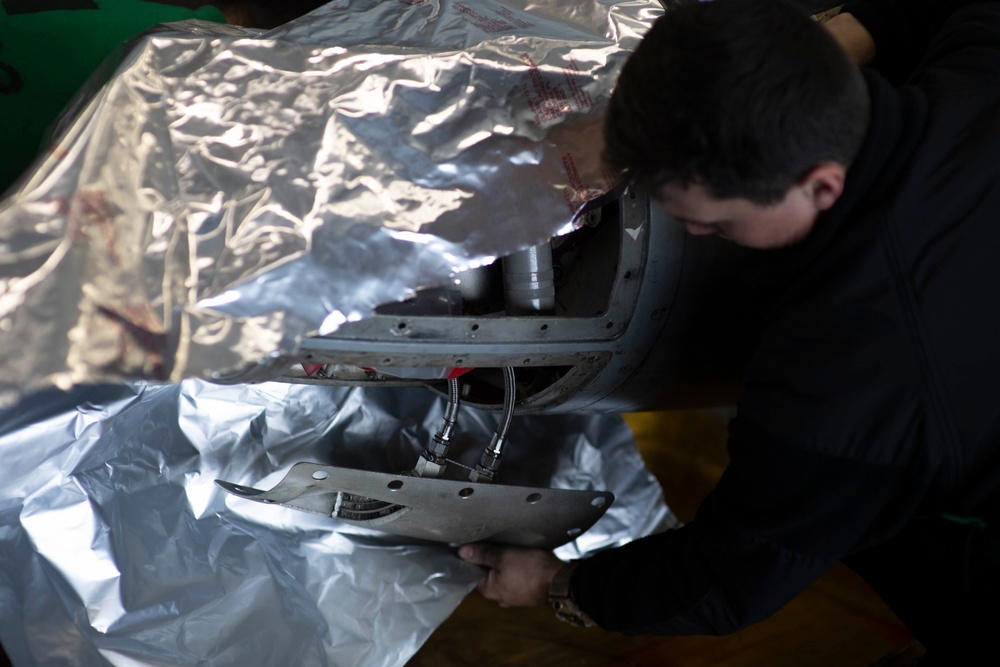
[476, 571, 499, 600]
[477, 569, 513, 607]
[463, 544, 513, 603]
[458, 543, 502, 569]
[461, 544, 560, 608]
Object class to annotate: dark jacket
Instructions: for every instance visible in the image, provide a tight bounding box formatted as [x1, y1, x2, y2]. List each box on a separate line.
[572, 0, 1000, 636]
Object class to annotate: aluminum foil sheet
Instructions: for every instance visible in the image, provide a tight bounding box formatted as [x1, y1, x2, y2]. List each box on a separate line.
[0, 381, 674, 667]
[0, 0, 663, 406]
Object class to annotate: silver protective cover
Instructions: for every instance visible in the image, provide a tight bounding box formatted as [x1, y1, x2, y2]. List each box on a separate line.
[0, 381, 675, 666]
[0, 0, 663, 406]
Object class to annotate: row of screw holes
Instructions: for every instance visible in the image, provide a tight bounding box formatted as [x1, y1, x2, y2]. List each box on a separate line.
[395, 320, 612, 334]
[390, 322, 561, 333]
[379, 478, 606, 509]
[297, 472, 605, 537]
[383, 289, 629, 364]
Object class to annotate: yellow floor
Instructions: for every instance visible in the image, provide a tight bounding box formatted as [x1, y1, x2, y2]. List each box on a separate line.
[410, 410, 917, 666]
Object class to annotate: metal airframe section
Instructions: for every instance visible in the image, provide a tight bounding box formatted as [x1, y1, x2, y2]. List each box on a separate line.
[292, 186, 690, 413]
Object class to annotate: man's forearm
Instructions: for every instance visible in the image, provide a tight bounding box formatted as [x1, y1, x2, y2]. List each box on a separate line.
[823, 12, 876, 66]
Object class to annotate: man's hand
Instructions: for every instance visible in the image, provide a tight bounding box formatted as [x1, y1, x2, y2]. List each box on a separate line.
[458, 543, 563, 607]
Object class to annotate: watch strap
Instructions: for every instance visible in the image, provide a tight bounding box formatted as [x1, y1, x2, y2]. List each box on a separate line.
[548, 561, 595, 628]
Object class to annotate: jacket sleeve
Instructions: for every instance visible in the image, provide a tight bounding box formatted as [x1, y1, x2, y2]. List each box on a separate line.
[569, 414, 920, 636]
[841, 0, 1000, 83]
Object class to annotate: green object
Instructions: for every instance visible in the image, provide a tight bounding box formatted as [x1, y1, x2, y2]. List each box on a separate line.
[0, 0, 227, 196]
[939, 513, 988, 530]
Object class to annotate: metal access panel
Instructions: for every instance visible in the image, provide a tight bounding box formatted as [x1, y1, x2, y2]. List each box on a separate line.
[217, 462, 614, 549]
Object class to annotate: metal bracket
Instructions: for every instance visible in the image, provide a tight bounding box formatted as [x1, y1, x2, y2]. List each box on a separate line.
[216, 462, 614, 549]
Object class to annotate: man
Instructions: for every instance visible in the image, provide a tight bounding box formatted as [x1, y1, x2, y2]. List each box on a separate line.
[459, 0, 1000, 661]
[0, 0, 326, 195]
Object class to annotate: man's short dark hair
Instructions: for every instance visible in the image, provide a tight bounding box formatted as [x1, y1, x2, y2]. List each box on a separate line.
[604, 0, 870, 204]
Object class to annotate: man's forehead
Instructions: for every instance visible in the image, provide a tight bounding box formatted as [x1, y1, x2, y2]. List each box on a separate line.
[657, 181, 719, 209]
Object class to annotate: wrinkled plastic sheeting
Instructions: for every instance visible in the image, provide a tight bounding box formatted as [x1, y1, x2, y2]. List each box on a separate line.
[0, 0, 663, 406]
[0, 381, 674, 666]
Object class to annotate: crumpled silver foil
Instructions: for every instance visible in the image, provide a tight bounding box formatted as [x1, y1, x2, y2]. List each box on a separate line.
[0, 381, 674, 666]
[0, 0, 663, 406]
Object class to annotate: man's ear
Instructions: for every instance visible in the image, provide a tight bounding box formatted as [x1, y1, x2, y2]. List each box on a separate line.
[799, 162, 846, 212]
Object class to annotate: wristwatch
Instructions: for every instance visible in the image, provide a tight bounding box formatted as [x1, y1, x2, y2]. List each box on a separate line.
[548, 561, 596, 628]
